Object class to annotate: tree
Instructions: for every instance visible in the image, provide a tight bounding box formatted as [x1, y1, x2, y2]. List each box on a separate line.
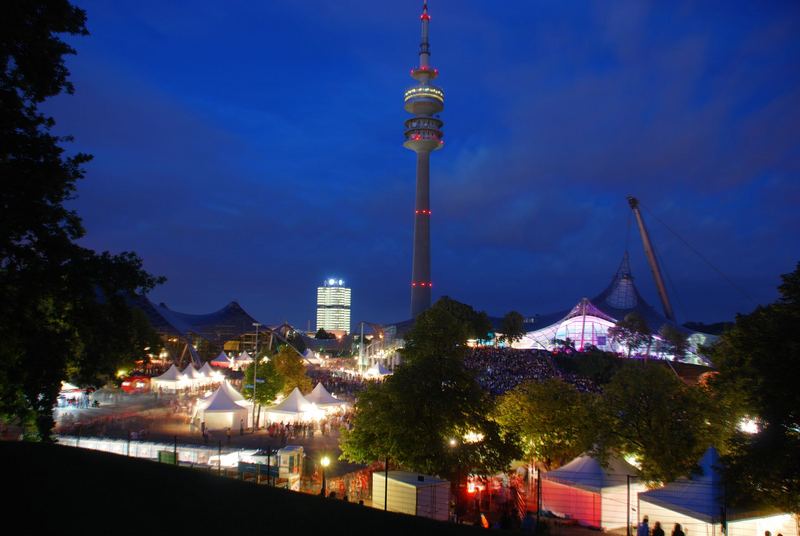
[608, 312, 653, 357]
[598, 362, 717, 483]
[495, 379, 599, 469]
[1, 2, 162, 440]
[315, 328, 336, 340]
[552, 348, 623, 385]
[341, 300, 520, 481]
[241, 360, 284, 406]
[657, 324, 689, 359]
[431, 296, 493, 342]
[499, 311, 525, 344]
[710, 263, 800, 512]
[271, 346, 312, 395]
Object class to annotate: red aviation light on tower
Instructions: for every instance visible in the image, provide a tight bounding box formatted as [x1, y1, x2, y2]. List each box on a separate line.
[421, 0, 430, 20]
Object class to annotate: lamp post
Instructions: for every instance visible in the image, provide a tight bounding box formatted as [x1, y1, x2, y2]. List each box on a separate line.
[320, 455, 330, 497]
[252, 322, 260, 431]
[449, 438, 460, 520]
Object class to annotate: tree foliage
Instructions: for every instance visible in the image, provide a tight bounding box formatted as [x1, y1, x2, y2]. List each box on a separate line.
[711, 263, 800, 512]
[241, 359, 284, 406]
[598, 362, 717, 483]
[657, 324, 689, 359]
[552, 349, 623, 385]
[500, 311, 526, 344]
[495, 379, 599, 469]
[271, 346, 312, 396]
[341, 299, 520, 479]
[0, 1, 162, 440]
[608, 312, 653, 357]
[315, 328, 336, 340]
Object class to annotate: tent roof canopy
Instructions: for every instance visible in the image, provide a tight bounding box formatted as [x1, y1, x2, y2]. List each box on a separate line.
[305, 383, 343, 406]
[268, 388, 312, 413]
[153, 364, 183, 382]
[544, 453, 639, 492]
[202, 383, 248, 412]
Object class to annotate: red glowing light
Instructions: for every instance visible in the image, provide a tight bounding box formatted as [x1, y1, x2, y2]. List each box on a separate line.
[420, 13, 430, 21]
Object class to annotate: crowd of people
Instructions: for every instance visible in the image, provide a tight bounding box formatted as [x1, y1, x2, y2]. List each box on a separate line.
[307, 369, 369, 401]
[465, 347, 599, 394]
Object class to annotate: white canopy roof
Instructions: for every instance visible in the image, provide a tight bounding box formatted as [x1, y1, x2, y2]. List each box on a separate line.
[269, 387, 312, 414]
[60, 381, 81, 391]
[212, 351, 231, 363]
[198, 362, 215, 377]
[221, 380, 245, 401]
[237, 351, 253, 362]
[154, 364, 183, 382]
[202, 383, 248, 412]
[544, 453, 639, 492]
[639, 447, 722, 523]
[305, 383, 342, 406]
[181, 364, 202, 380]
[365, 363, 392, 377]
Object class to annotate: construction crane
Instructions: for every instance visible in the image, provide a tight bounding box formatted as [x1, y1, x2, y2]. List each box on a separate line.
[627, 196, 676, 322]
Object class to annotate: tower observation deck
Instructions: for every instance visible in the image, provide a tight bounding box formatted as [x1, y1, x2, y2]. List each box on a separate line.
[405, 0, 444, 318]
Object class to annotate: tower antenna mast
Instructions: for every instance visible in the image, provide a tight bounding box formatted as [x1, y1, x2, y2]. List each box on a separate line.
[404, 0, 445, 317]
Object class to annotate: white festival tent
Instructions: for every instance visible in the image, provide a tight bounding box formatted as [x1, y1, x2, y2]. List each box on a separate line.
[364, 363, 392, 379]
[193, 382, 250, 430]
[211, 351, 232, 368]
[198, 362, 218, 383]
[151, 364, 186, 392]
[264, 387, 324, 424]
[638, 448, 798, 536]
[304, 383, 349, 413]
[181, 364, 205, 388]
[231, 351, 254, 370]
[542, 453, 646, 530]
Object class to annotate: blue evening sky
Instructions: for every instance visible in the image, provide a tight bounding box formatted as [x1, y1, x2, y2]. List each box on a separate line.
[47, 0, 800, 327]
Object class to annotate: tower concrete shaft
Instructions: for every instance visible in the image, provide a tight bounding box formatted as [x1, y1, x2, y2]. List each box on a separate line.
[404, 0, 444, 318]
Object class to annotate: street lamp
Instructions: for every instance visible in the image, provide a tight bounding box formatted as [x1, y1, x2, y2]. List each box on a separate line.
[252, 322, 260, 431]
[320, 456, 331, 497]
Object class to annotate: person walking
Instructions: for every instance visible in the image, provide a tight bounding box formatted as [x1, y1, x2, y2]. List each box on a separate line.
[638, 516, 650, 536]
[226, 427, 231, 444]
[672, 523, 685, 536]
[653, 521, 665, 536]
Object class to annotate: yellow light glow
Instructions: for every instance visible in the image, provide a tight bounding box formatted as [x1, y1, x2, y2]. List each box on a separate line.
[449, 438, 458, 447]
[464, 431, 484, 443]
[321, 456, 330, 468]
[116, 369, 128, 378]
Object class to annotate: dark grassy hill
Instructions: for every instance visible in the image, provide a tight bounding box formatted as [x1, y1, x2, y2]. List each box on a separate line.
[4, 441, 483, 535]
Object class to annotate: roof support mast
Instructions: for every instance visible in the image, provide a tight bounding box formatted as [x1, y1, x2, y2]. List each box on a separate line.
[627, 196, 676, 322]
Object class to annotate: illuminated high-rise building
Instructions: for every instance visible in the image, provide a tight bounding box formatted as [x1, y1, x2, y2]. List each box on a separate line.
[404, 0, 444, 318]
[316, 278, 351, 334]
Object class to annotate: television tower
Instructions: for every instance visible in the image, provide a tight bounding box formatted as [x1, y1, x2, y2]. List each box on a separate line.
[404, 0, 444, 318]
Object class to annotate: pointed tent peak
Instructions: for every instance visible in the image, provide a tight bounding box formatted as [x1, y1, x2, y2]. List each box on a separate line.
[203, 383, 246, 412]
[603, 252, 639, 310]
[155, 364, 182, 381]
[212, 351, 230, 362]
[546, 452, 639, 491]
[221, 380, 245, 401]
[239, 350, 252, 360]
[564, 298, 617, 323]
[692, 446, 722, 482]
[270, 387, 312, 412]
[306, 383, 341, 406]
[198, 362, 214, 376]
[616, 251, 633, 279]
